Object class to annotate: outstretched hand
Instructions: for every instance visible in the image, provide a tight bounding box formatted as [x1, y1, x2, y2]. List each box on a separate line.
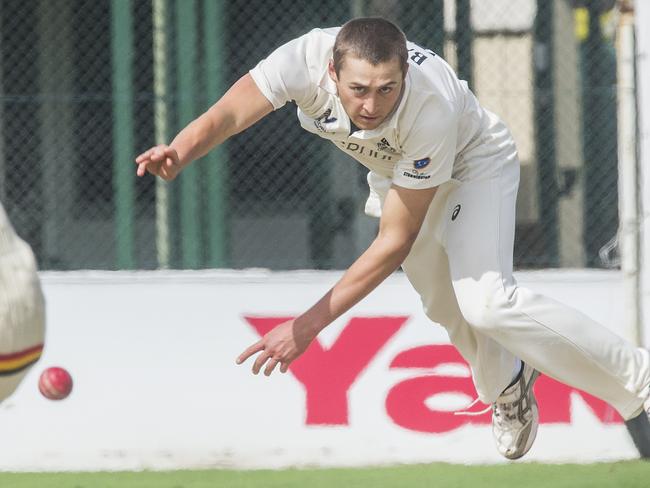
[135, 144, 182, 180]
[236, 319, 315, 376]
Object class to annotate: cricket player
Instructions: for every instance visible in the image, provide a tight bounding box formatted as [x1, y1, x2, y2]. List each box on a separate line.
[0, 202, 45, 402]
[135, 18, 650, 459]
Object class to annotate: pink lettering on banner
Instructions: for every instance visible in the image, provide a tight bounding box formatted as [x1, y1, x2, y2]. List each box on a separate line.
[243, 316, 622, 433]
[386, 345, 622, 432]
[535, 374, 621, 424]
[243, 316, 408, 425]
[387, 345, 490, 432]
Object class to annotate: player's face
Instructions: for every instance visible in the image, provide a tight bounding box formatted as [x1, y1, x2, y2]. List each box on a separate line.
[329, 55, 406, 130]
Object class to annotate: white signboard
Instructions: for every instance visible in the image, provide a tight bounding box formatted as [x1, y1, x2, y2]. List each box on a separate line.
[0, 270, 638, 471]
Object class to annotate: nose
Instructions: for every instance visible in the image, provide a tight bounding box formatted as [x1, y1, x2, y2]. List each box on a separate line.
[363, 95, 378, 115]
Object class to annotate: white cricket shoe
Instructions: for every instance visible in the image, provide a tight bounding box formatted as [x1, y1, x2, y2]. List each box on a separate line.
[492, 362, 540, 460]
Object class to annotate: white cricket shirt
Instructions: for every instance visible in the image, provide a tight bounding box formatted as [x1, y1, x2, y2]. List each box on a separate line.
[250, 27, 515, 216]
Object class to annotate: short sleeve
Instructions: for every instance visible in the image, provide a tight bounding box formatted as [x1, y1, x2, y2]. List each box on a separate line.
[249, 33, 317, 110]
[392, 99, 458, 189]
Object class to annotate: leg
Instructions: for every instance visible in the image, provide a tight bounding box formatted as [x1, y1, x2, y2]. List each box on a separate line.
[401, 181, 518, 403]
[445, 153, 650, 419]
[0, 212, 46, 402]
[402, 171, 539, 459]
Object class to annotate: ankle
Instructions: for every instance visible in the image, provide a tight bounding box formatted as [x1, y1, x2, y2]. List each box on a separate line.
[504, 360, 524, 392]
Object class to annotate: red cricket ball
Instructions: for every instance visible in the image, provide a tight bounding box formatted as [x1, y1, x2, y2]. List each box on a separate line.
[38, 366, 73, 400]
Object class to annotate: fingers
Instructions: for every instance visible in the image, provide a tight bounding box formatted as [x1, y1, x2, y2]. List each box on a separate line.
[134, 146, 180, 179]
[135, 159, 176, 180]
[135, 145, 168, 163]
[134, 150, 152, 164]
[254, 354, 290, 376]
[265, 358, 286, 376]
[162, 146, 180, 164]
[135, 152, 162, 178]
[236, 342, 291, 376]
[252, 351, 270, 375]
[136, 161, 155, 177]
[236, 341, 264, 365]
[262, 358, 277, 376]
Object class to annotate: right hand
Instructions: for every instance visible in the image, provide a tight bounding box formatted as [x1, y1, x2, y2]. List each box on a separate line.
[236, 318, 317, 376]
[135, 144, 182, 181]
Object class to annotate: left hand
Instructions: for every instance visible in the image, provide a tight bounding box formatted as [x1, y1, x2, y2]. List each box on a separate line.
[134, 144, 183, 180]
[236, 319, 315, 376]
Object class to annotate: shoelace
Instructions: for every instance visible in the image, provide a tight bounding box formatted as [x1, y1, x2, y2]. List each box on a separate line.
[453, 397, 492, 417]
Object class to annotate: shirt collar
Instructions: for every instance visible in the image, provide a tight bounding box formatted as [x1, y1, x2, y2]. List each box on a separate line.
[318, 67, 338, 95]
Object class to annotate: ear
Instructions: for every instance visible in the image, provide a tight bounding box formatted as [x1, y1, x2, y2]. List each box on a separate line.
[328, 59, 338, 82]
[402, 63, 409, 79]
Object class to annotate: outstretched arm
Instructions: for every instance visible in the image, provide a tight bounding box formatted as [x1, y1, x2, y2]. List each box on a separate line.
[135, 73, 273, 180]
[237, 183, 438, 376]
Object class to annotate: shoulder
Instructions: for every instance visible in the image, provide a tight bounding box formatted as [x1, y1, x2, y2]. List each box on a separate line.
[292, 28, 341, 96]
[400, 73, 458, 136]
[250, 26, 340, 109]
[307, 26, 340, 41]
[397, 44, 464, 141]
[405, 42, 461, 93]
[298, 27, 338, 69]
[393, 75, 459, 161]
[259, 27, 338, 69]
[276, 27, 339, 79]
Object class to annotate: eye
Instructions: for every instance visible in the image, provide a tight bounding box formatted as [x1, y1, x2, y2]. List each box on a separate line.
[351, 86, 365, 94]
[379, 86, 393, 94]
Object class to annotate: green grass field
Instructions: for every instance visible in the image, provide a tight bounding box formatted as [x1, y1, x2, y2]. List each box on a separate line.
[1, 462, 649, 488]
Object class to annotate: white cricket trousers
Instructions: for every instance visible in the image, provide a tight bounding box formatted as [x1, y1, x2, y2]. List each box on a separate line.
[400, 138, 650, 420]
[0, 204, 46, 401]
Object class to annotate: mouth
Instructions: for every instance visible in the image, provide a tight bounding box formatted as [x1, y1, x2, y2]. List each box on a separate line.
[358, 115, 380, 126]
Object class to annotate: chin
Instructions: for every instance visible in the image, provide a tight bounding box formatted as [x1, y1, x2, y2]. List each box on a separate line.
[355, 118, 382, 130]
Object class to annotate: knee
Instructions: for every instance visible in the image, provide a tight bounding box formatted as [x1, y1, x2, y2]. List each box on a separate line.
[460, 299, 502, 332]
[455, 277, 510, 332]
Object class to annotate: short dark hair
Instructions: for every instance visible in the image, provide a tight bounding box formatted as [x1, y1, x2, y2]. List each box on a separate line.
[333, 18, 408, 77]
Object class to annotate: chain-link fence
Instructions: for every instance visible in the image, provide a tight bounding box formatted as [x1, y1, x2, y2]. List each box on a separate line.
[0, 0, 625, 270]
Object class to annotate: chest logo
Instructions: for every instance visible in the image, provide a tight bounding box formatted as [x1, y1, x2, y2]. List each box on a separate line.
[414, 157, 431, 169]
[377, 137, 398, 154]
[314, 108, 337, 132]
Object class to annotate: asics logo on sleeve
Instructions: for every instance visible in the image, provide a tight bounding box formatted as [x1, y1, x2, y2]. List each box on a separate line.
[452, 204, 461, 221]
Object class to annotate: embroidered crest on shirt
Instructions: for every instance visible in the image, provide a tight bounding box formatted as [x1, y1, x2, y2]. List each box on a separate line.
[414, 157, 431, 169]
[376, 137, 398, 154]
[314, 108, 337, 133]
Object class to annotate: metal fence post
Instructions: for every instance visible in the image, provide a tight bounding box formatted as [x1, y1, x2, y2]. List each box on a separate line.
[203, 0, 228, 268]
[153, 0, 172, 269]
[175, 0, 201, 268]
[533, 0, 559, 266]
[581, 3, 619, 266]
[455, 0, 473, 89]
[111, 0, 136, 269]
